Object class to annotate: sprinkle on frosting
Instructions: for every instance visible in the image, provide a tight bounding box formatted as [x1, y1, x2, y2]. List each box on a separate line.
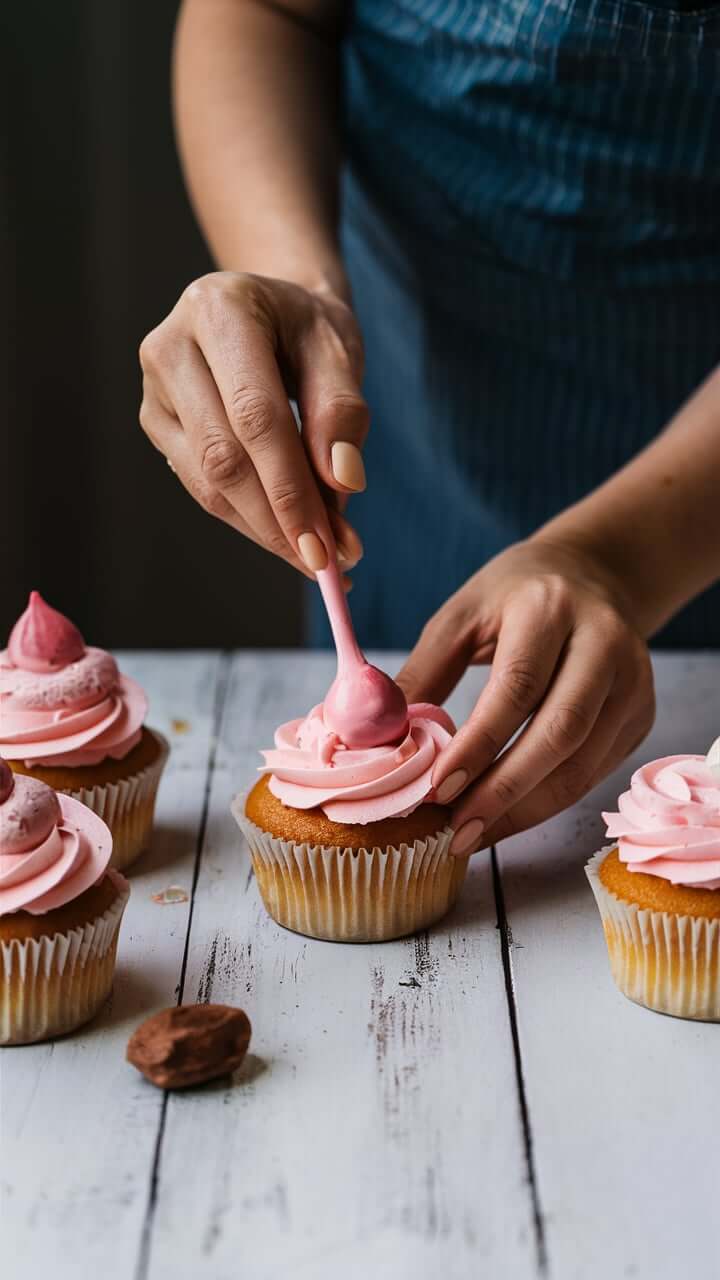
[8, 591, 85, 672]
[261, 701, 456, 824]
[603, 755, 720, 891]
[0, 594, 147, 767]
[0, 769, 113, 914]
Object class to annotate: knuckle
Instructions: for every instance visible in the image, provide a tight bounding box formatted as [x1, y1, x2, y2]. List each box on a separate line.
[138, 399, 151, 434]
[230, 387, 275, 448]
[269, 478, 305, 520]
[265, 529, 292, 559]
[183, 273, 226, 311]
[468, 725, 502, 767]
[138, 328, 166, 374]
[550, 756, 593, 807]
[490, 772, 521, 809]
[321, 392, 370, 435]
[495, 657, 542, 713]
[544, 702, 591, 757]
[199, 434, 245, 488]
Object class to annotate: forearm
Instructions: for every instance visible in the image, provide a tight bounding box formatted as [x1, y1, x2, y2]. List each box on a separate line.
[173, 0, 347, 296]
[535, 365, 720, 636]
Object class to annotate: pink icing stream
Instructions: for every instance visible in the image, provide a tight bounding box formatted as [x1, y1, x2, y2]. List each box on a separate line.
[262, 702, 455, 823]
[316, 562, 409, 750]
[603, 755, 720, 890]
[0, 594, 147, 766]
[0, 771, 113, 914]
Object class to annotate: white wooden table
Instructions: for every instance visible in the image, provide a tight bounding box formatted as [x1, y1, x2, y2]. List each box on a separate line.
[3, 651, 719, 1280]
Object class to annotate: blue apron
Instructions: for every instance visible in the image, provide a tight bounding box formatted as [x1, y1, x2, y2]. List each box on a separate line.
[309, 0, 720, 649]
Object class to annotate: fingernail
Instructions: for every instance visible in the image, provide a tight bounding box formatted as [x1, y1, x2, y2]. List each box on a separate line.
[434, 769, 468, 805]
[337, 541, 363, 570]
[331, 441, 366, 492]
[450, 818, 484, 857]
[298, 531, 328, 572]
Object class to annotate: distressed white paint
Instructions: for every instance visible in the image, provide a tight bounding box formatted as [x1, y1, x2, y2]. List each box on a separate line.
[2, 651, 719, 1280]
[1, 653, 222, 1280]
[144, 654, 537, 1280]
[499, 654, 720, 1280]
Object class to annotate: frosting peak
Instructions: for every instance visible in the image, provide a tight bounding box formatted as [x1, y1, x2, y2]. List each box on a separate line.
[1, 597, 147, 767]
[261, 701, 455, 823]
[0, 773, 113, 914]
[8, 591, 85, 673]
[603, 755, 720, 891]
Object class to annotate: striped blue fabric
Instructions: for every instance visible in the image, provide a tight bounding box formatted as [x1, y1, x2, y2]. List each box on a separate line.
[309, 0, 720, 648]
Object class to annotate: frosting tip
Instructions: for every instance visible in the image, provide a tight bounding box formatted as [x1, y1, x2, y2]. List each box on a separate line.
[7, 591, 86, 673]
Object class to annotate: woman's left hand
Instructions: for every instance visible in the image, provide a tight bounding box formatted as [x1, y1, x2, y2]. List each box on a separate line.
[396, 537, 656, 855]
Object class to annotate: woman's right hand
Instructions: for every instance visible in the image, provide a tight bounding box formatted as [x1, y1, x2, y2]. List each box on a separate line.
[138, 272, 368, 576]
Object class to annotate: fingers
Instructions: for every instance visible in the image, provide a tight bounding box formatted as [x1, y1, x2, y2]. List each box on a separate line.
[188, 277, 336, 571]
[450, 638, 655, 855]
[145, 337, 320, 573]
[430, 585, 572, 803]
[294, 307, 369, 497]
[477, 706, 654, 850]
[139, 273, 370, 574]
[329, 508, 364, 570]
[139, 389, 292, 555]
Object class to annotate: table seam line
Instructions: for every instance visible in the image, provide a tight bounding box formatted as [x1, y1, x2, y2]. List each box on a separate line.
[133, 650, 231, 1280]
[492, 844, 550, 1277]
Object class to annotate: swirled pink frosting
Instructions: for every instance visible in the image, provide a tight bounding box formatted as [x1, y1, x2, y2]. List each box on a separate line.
[603, 755, 720, 890]
[261, 702, 456, 823]
[0, 593, 147, 767]
[0, 769, 114, 915]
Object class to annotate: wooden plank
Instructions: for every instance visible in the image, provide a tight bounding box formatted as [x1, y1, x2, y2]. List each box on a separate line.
[497, 653, 720, 1280]
[2, 652, 222, 1280]
[143, 654, 538, 1280]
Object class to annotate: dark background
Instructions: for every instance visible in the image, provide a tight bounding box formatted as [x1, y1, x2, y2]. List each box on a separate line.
[3, 1, 303, 649]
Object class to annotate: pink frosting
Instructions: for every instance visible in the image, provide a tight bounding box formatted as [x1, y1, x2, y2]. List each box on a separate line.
[316, 563, 409, 749]
[0, 771, 113, 915]
[8, 591, 85, 672]
[0, 594, 147, 766]
[603, 755, 720, 891]
[261, 701, 456, 823]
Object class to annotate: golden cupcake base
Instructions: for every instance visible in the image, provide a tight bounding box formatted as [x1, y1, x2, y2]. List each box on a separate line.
[586, 848, 720, 1022]
[0, 870, 130, 1045]
[233, 800, 468, 943]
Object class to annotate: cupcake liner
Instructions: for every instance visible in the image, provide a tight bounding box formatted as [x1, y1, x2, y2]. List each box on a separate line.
[232, 799, 468, 943]
[0, 869, 130, 1045]
[63, 731, 169, 873]
[586, 847, 720, 1022]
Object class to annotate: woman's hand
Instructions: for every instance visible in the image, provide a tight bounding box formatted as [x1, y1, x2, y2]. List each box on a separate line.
[397, 538, 656, 854]
[139, 272, 368, 576]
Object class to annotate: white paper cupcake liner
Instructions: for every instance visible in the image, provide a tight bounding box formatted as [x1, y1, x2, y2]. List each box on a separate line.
[0, 869, 130, 1045]
[232, 798, 468, 943]
[63, 730, 169, 872]
[586, 847, 720, 1022]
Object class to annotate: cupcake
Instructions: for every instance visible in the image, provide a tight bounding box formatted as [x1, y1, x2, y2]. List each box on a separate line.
[0, 757, 129, 1044]
[586, 740, 720, 1021]
[0, 592, 168, 871]
[232, 700, 469, 943]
